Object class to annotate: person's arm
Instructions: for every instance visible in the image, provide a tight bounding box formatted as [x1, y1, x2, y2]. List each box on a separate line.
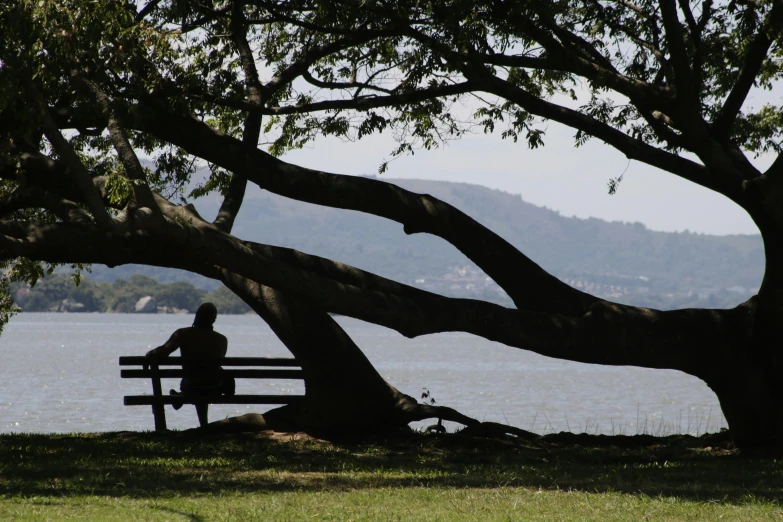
[145, 330, 181, 357]
[217, 334, 228, 358]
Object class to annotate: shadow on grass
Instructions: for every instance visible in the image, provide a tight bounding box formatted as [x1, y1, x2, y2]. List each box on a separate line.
[0, 430, 780, 505]
[154, 507, 208, 522]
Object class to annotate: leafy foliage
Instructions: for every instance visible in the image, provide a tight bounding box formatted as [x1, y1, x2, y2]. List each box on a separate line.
[2, 0, 780, 217]
[0, 0, 779, 350]
[135, 0, 783, 160]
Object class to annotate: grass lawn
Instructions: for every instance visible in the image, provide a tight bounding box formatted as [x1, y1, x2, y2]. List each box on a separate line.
[0, 429, 781, 521]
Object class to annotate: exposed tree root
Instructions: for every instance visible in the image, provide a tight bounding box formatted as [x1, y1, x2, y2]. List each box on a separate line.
[198, 393, 539, 441]
[394, 395, 540, 440]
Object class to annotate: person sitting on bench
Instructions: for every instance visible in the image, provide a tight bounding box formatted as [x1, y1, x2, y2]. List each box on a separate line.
[145, 302, 235, 426]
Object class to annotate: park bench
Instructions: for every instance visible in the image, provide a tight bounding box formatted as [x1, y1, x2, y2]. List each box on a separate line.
[119, 356, 305, 431]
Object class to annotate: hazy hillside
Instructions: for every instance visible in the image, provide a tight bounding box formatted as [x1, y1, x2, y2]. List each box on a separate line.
[86, 178, 765, 309]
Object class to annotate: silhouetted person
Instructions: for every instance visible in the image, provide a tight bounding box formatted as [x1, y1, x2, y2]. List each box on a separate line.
[146, 302, 235, 427]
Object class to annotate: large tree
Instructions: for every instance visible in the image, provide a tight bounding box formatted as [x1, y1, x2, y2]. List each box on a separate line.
[1, 0, 782, 446]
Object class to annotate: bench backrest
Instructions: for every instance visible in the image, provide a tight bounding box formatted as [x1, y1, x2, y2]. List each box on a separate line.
[119, 356, 304, 379]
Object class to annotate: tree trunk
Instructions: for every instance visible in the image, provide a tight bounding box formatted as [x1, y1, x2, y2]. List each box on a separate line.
[710, 184, 783, 447]
[220, 272, 418, 433]
[707, 359, 783, 447]
[216, 273, 536, 438]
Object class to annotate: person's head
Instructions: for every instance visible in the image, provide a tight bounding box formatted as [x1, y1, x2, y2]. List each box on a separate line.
[193, 302, 218, 328]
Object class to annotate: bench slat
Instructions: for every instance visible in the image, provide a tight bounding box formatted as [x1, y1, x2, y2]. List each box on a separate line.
[119, 356, 300, 367]
[123, 394, 304, 406]
[121, 369, 304, 379]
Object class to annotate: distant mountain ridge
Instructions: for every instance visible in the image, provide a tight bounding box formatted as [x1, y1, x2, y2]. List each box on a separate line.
[87, 178, 764, 309]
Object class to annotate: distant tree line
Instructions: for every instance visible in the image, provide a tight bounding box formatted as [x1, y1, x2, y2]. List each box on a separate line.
[11, 274, 251, 314]
[11, 270, 749, 315]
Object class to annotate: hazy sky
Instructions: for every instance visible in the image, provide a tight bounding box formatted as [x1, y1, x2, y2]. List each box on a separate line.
[283, 120, 767, 237]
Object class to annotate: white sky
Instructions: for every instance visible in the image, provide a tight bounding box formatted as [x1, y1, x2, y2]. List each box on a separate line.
[282, 119, 766, 236]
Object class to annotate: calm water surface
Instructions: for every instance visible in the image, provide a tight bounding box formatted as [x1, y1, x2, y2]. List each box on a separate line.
[0, 313, 726, 434]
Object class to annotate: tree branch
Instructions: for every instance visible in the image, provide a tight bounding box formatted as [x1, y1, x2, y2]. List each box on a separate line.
[256, 2, 672, 118]
[196, 81, 478, 115]
[530, 4, 616, 71]
[125, 103, 599, 315]
[0, 217, 746, 379]
[7, 144, 96, 203]
[463, 70, 740, 200]
[677, 0, 698, 33]
[0, 186, 91, 224]
[711, 0, 783, 139]
[261, 32, 391, 97]
[659, 0, 697, 107]
[763, 149, 783, 179]
[72, 72, 162, 219]
[613, 0, 647, 17]
[302, 69, 394, 95]
[477, 53, 560, 70]
[696, 0, 714, 33]
[398, 14, 678, 151]
[498, 3, 671, 105]
[135, 0, 162, 21]
[214, 0, 261, 233]
[27, 83, 114, 229]
[7, 145, 157, 224]
[637, 107, 688, 149]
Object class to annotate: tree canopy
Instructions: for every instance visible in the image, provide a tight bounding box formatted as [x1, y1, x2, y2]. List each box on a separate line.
[1, 0, 783, 446]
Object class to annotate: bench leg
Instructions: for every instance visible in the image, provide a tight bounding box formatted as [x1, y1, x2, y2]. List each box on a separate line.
[152, 403, 167, 432]
[149, 360, 167, 432]
[195, 403, 209, 428]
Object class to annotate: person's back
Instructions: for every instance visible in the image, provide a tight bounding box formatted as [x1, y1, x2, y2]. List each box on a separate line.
[176, 326, 228, 387]
[145, 303, 233, 427]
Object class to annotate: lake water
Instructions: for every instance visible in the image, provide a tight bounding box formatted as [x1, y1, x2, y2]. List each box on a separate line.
[0, 313, 726, 435]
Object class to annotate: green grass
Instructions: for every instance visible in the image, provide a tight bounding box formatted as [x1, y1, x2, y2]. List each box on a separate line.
[0, 430, 781, 521]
